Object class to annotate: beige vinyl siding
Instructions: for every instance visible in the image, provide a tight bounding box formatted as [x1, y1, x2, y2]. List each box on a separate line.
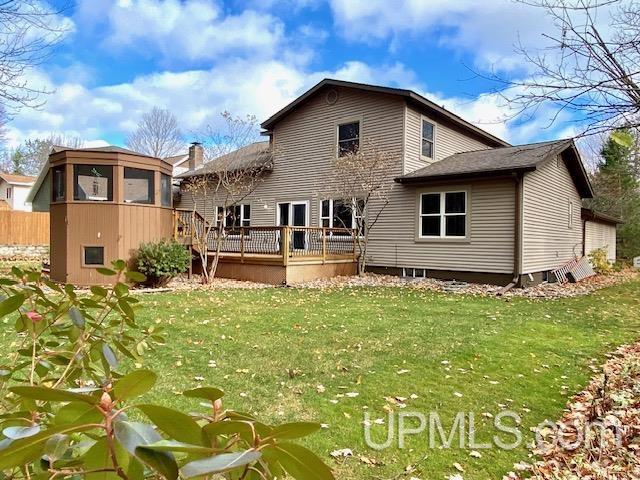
[177, 86, 406, 226]
[585, 221, 616, 261]
[521, 154, 583, 273]
[403, 105, 492, 174]
[367, 179, 516, 273]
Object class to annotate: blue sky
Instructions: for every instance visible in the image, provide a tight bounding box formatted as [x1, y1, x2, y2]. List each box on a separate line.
[5, 0, 612, 151]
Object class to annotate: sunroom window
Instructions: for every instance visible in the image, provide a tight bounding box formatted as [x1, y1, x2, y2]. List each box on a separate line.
[161, 174, 172, 207]
[52, 165, 65, 202]
[74, 165, 113, 201]
[124, 167, 154, 204]
[419, 191, 467, 238]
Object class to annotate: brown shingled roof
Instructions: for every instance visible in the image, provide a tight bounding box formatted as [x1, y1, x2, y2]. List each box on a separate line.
[0, 173, 36, 185]
[177, 141, 272, 178]
[396, 139, 594, 198]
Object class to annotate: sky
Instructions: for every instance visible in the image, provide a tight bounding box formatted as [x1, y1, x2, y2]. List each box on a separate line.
[2, 0, 616, 152]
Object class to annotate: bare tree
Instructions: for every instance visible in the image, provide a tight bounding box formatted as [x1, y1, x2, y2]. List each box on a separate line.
[182, 113, 271, 283]
[497, 0, 640, 137]
[126, 107, 183, 158]
[9, 134, 83, 175]
[0, 1, 71, 110]
[319, 138, 398, 275]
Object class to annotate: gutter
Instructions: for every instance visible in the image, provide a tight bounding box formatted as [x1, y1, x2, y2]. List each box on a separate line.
[498, 172, 523, 295]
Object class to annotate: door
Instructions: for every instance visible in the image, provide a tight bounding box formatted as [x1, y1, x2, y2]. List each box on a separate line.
[292, 203, 306, 249]
[277, 201, 308, 250]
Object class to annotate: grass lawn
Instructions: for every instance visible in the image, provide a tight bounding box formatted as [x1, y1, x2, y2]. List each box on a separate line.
[2, 279, 640, 479]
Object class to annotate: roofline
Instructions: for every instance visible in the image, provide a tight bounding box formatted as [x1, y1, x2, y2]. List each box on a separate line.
[581, 207, 623, 225]
[394, 166, 536, 184]
[26, 165, 49, 203]
[260, 78, 510, 148]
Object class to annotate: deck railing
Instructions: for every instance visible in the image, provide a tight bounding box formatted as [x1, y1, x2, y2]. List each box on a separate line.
[173, 209, 357, 263]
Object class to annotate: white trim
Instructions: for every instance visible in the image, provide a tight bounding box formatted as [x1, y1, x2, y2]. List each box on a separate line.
[420, 115, 437, 161]
[276, 200, 309, 227]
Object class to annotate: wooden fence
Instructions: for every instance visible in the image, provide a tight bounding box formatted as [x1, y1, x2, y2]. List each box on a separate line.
[0, 211, 49, 245]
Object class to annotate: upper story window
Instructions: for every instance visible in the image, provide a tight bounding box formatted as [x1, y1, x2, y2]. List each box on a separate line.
[52, 165, 65, 202]
[74, 165, 113, 202]
[338, 122, 359, 156]
[568, 201, 574, 229]
[422, 119, 435, 159]
[124, 167, 154, 204]
[419, 191, 467, 238]
[161, 174, 172, 207]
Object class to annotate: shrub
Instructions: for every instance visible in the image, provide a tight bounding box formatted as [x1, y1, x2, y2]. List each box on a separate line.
[588, 247, 613, 275]
[0, 261, 333, 480]
[136, 239, 191, 287]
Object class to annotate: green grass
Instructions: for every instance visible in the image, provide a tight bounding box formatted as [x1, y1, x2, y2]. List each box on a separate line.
[3, 280, 640, 479]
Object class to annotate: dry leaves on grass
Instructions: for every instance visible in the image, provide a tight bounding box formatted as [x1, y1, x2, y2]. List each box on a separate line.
[506, 342, 640, 479]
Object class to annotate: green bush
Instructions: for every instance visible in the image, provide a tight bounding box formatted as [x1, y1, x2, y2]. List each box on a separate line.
[136, 240, 191, 287]
[0, 261, 333, 480]
[588, 247, 613, 275]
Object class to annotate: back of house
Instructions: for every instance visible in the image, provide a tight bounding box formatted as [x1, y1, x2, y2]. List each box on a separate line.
[177, 78, 616, 286]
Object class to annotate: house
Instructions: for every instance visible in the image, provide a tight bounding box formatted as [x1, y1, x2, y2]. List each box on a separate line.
[0, 173, 36, 211]
[176, 78, 618, 286]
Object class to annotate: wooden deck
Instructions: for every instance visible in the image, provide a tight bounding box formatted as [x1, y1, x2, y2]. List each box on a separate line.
[173, 209, 358, 284]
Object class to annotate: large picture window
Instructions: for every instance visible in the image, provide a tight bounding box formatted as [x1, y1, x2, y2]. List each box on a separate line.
[320, 198, 365, 234]
[52, 165, 65, 202]
[219, 204, 251, 229]
[161, 173, 172, 207]
[338, 122, 359, 156]
[421, 119, 435, 159]
[419, 191, 467, 238]
[124, 167, 154, 204]
[74, 165, 113, 202]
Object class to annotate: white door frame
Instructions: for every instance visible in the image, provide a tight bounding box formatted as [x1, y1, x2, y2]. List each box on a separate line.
[276, 200, 309, 227]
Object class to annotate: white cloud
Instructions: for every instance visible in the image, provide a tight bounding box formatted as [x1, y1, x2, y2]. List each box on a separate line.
[327, 0, 615, 72]
[5, 57, 577, 150]
[74, 0, 285, 62]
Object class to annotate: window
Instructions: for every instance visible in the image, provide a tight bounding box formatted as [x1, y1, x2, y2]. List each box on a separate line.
[5, 187, 11, 199]
[124, 167, 154, 204]
[74, 165, 113, 201]
[421, 119, 435, 159]
[52, 165, 65, 202]
[161, 174, 172, 207]
[419, 191, 467, 238]
[338, 122, 359, 156]
[320, 198, 365, 234]
[83, 246, 104, 266]
[222, 204, 251, 229]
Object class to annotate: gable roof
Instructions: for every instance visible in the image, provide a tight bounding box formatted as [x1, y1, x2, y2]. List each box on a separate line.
[396, 139, 594, 198]
[0, 173, 36, 185]
[581, 207, 623, 225]
[177, 141, 272, 179]
[164, 153, 189, 167]
[260, 78, 510, 148]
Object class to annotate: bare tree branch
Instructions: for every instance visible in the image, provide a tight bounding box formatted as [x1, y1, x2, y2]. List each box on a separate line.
[125, 107, 184, 158]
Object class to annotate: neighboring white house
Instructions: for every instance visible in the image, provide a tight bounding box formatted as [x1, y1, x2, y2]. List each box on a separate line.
[0, 173, 36, 211]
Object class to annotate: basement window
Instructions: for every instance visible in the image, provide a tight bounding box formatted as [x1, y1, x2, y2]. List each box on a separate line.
[83, 246, 104, 266]
[124, 167, 154, 204]
[74, 165, 113, 202]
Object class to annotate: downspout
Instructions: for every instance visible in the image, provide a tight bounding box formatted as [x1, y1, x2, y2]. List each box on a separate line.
[498, 172, 523, 295]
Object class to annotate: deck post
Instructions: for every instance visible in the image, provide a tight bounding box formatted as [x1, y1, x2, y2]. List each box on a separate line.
[322, 227, 327, 264]
[172, 210, 177, 240]
[240, 227, 245, 263]
[282, 226, 290, 266]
